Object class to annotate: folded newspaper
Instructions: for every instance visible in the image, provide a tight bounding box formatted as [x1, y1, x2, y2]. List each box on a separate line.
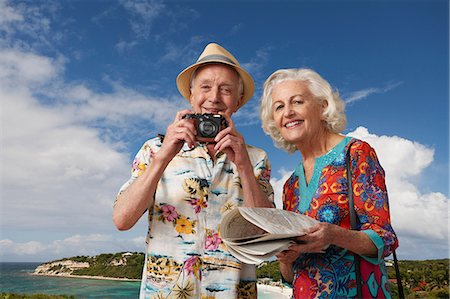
[220, 207, 318, 264]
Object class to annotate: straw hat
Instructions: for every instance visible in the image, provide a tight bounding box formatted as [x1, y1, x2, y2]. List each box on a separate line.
[176, 43, 255, 108]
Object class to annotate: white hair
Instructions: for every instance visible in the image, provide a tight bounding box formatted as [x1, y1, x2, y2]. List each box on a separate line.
[260, 68, 346, 153]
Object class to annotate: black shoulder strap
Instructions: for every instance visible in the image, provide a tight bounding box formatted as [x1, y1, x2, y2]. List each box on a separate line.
[346, 139, 404, 299]
[346, 140, 359, 230]
[345, 140, 363, 298]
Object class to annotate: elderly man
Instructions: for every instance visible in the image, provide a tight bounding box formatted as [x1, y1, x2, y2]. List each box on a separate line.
[113, 43, 274, 298]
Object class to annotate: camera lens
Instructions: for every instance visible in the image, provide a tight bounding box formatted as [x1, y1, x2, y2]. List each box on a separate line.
[199, 120, 218, 137]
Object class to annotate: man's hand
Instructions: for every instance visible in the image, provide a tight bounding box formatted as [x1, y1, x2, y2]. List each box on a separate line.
[213, 114, 251, 169]
[156, 109, 196, 162]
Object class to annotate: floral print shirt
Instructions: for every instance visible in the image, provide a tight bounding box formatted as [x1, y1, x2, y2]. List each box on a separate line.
[118, 136, 274, 299]
[283, 137, 398, 298]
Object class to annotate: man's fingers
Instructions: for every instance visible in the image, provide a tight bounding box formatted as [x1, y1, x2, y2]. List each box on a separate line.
[175, 109, 193, 121]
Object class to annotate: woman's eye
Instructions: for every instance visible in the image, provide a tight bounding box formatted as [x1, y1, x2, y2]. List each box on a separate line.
[274, 104, 284, 111]
[293, 99, 303, 105]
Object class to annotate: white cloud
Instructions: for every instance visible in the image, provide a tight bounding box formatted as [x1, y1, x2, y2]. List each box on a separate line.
[348, 127, 448, 257]
[0, 48, 63, 87]
[268, 127, 448, 259]
[0, 46, 182, 240]
[119, 0, 166, 39]
[270, 168, 292, 209]
[0, 234, 143, 260]
[0, 0, 23, 27]
[0, 1, 61, 49]
[241, 47, 271, 79]
[115, 40, 139, 53]
[344, 81, 403, 104]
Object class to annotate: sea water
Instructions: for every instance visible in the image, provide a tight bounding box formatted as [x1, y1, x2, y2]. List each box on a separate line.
[0, 263, 282, 298]
[0, 262, 140, 298]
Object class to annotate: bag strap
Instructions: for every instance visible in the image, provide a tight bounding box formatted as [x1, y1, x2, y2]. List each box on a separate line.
[393, 250, 405, 298]
[346, 140, 405, 299]
[345, 143, 363, 298]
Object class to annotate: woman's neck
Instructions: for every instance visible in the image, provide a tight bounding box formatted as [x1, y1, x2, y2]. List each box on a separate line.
[297, 130, 344, 162]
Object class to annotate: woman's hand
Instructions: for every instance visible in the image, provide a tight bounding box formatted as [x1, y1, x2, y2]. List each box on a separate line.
[276, 250, 296, 284]
[291, 222, 335, 253]
[274, 223, 336, 267]
[156, 110, 196, 162]
[276, 248, 300, 264]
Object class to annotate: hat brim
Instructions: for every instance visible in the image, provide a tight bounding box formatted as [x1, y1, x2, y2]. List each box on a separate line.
[176, 61, 255, 109]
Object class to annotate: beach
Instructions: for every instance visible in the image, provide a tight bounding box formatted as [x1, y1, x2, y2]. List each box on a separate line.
[258, 283, 292, 298]
[31, 267, 293, 298]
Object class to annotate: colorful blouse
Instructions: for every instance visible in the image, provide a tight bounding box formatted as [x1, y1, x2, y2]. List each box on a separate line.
[282, 137, 398, 299]
[118, 136, 274, 299]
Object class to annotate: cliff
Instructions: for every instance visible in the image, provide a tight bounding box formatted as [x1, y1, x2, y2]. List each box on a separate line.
[33, 252, 144, 280]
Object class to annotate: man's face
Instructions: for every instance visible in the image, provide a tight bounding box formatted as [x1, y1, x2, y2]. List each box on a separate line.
[189, 64, 242, 117]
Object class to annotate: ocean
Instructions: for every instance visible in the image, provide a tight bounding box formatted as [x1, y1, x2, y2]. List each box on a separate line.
[0, 262, 282, 299]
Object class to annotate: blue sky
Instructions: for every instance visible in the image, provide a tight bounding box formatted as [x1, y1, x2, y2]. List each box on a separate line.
[0, 0, 448, 263]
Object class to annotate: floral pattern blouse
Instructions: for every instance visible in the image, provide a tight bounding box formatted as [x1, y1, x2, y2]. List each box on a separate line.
[282, 137, 398, 298]
[118, 136, 274, 299]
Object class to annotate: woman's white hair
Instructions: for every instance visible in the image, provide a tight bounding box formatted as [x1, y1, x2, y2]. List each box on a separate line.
[260, 68, 346, 153]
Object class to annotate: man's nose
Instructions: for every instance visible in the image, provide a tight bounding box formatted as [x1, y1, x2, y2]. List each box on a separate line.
[208, 87, 221, 103]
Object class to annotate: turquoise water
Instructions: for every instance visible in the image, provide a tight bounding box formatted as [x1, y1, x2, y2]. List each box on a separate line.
[0, 262, 140, 298]
[0, 262, 280, 298]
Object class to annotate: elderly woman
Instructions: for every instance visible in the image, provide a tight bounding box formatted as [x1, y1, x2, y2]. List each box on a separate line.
[260, 68, 398, 298]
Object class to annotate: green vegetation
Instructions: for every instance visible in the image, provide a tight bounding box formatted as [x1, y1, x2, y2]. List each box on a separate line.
[0, 294, 75, 299]
[39, 253, 449, 298]
[69, 252, 145, 280]
[257, 259, 449, 299]
[256, 261, 282, 281]
[387, 259, 449, 299]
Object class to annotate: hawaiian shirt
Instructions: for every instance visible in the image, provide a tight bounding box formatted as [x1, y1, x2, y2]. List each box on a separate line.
[283, 137, 398, 298]
[118, 136, 274, 299]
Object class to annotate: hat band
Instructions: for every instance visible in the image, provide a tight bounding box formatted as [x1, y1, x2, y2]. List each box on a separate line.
[197, 54, 236, 66]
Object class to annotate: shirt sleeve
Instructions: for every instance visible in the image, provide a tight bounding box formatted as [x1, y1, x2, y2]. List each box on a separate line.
[249, 147, 274, 203]
[349, 140, 399, 263]
[114, 137, 160, 205]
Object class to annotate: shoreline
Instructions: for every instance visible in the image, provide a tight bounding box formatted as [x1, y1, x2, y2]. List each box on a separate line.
[32, 272, 141, 282]
[257, 283, 292, 298]
[32, 273, 291, 297]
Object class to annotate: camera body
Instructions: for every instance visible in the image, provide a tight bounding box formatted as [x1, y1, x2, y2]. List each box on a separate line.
[183, 113, 227, 140]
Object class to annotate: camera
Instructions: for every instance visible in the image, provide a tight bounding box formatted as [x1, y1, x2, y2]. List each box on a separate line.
[183, 113, 227, 140]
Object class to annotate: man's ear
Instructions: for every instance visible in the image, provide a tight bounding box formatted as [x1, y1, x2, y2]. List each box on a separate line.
[189, 90, 194, 105]
[234, 96, 243, 112]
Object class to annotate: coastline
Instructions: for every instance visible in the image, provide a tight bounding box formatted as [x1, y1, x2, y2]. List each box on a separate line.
[32, 272, 141, 282]
[32, 273, 292, 297]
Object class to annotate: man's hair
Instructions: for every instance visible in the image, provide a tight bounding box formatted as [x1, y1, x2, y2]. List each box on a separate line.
[260, 68, 346, 153]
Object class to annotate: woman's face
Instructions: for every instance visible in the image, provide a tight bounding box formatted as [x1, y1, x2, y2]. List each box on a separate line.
[271, 80, 325, 146]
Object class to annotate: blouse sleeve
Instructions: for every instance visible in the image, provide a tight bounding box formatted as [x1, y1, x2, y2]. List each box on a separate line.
[349, 140, 398, 263]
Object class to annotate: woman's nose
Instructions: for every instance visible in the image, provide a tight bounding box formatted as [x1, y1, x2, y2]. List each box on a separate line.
[283, 104, 294, 117]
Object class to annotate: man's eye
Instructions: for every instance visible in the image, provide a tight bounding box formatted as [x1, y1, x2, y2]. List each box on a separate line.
[201, 85, 211, 90]
[221, 88, 231, 94]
